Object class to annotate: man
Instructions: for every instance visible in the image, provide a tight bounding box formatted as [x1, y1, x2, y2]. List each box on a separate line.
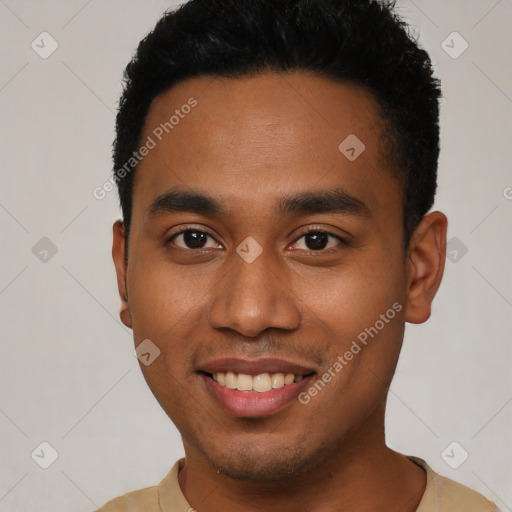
[102, 0, 497, 510]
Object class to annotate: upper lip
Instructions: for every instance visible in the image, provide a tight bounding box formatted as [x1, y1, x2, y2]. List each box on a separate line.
[198, 357, 316, 376]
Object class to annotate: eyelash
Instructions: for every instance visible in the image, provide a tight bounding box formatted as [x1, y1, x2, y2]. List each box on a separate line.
[166, 226, 348, 253]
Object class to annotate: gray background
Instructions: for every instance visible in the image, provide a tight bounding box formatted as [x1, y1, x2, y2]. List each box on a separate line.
[0, 0, 511, 510]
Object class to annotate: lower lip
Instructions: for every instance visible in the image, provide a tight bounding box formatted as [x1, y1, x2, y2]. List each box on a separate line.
[201, 374, 314, 418]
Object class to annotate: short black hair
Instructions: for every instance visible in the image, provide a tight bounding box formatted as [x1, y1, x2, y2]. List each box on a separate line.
[113, 0, 441, 251]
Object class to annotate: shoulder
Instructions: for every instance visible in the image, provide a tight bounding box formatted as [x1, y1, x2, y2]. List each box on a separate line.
[409, 457, 497, 512]
[96, 485, 159, 512]
[431, 473, 497, 511]
[95, 459, 186, 512]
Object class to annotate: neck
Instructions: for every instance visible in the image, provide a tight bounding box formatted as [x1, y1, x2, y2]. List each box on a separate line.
[178, 403, 426, 512]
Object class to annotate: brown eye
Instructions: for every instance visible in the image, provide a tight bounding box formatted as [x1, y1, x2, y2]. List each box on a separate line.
[168, 230, 220, 250]
[292, 230, 346, 252]
[304, 232, 329, 250]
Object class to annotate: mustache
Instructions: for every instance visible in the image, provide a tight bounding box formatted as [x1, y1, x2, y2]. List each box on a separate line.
[196, 333, 326, 367]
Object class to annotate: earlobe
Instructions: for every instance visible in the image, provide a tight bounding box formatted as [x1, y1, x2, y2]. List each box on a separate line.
[112, 220, 133, 329]
[404, 211, 448, 324]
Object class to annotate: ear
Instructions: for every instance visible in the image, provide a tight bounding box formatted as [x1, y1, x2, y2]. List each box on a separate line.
[112, 220, 133, 329]
[404, 211, 448, 324]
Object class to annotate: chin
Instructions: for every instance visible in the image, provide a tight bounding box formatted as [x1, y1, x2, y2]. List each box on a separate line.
[201, 439, 330, 482]
[214, 454, 309, 482]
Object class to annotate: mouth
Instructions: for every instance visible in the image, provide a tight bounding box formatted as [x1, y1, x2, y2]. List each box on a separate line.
[201, 370, 311, 392]
[197, 358, 316, 417]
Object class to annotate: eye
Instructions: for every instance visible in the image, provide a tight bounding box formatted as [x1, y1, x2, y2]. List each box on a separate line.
[167, 229, 222, 250]
[291, 229, 346, 252]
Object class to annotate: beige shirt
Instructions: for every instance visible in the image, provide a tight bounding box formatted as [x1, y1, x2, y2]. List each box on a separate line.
[97, 456, 497, 511]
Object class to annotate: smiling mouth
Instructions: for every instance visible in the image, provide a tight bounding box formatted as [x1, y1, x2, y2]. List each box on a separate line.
[200, 371, 316, 393]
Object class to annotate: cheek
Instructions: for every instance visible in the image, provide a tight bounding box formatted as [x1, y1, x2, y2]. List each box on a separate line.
[296, 252, 405, 333]
[126, 251, 231, 399]
[294, 251, 406, 390]
[126, 252, 209, 339]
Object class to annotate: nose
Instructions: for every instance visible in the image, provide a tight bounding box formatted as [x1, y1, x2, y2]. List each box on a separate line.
[207, 247, 301, 338]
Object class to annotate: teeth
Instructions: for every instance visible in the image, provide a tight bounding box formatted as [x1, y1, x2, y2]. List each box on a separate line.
[237, 374, 253, 391]
[253, 373, 272, 392]
[271, 373, 285, 389]
[225, 371, 237, 389]
[212, 371, 305, 392]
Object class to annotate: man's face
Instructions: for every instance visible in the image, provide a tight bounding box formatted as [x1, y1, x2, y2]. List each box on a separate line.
[115, 72, 412, 480]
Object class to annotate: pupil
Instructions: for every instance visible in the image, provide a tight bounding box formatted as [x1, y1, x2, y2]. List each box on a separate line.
[306, 232, 328, 250]
[184, 231, 207, 248]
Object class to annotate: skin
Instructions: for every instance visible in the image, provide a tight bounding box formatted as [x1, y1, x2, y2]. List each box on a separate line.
[112, 71, 448, 512]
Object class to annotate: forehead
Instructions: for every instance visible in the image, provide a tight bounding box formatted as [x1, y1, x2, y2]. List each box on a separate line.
[132, 71, 401, 222]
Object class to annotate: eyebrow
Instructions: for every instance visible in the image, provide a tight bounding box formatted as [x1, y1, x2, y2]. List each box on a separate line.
[147, 187, 371, 219]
